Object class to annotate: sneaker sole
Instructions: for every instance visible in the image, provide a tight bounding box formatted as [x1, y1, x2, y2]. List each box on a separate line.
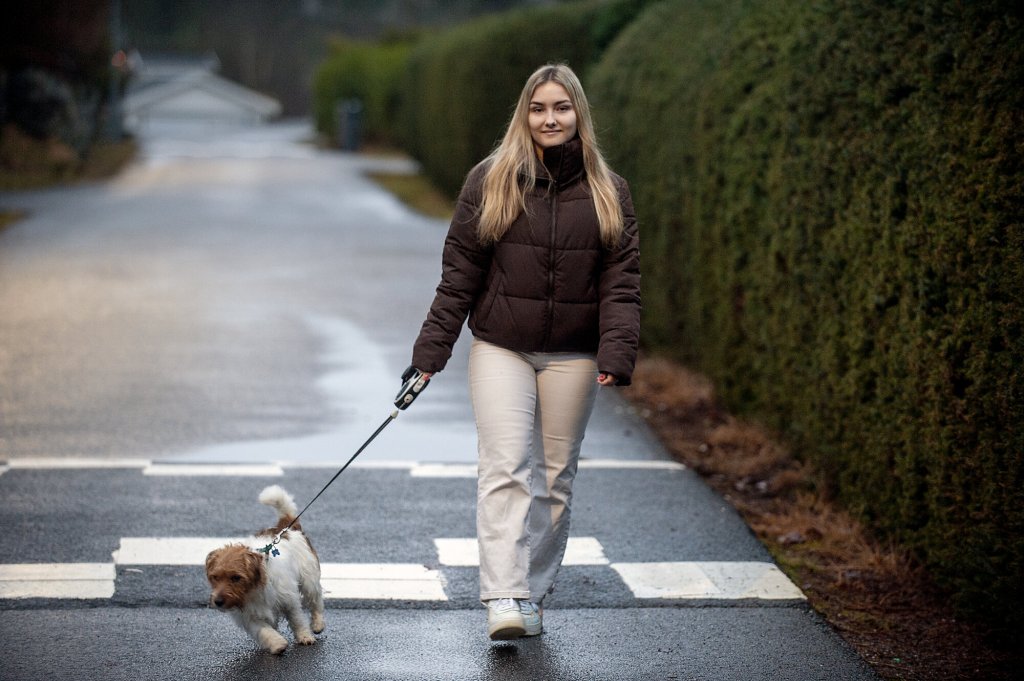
[489, 623, 526, 640]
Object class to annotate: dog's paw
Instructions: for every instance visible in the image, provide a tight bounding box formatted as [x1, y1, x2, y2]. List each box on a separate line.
[296, 632, 316, 646]
[312, 612, 326, 634]
[259, 629, 289, 655]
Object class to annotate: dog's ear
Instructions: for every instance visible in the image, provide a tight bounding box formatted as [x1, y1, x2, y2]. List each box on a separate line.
[244, 550, 266, 586]
[205, 549, 219, 574]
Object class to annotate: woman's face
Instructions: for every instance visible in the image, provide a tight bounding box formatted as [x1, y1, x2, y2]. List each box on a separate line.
[528, 81, 577, 150]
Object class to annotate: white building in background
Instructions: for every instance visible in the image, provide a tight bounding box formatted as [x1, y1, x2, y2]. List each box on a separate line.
[123, 53, 281, 135]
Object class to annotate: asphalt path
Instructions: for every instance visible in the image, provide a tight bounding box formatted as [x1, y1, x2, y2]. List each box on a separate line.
[0, 121, 878, 680]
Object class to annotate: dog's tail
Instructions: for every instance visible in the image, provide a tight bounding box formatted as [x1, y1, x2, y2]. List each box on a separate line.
[259, 485, 299, 520]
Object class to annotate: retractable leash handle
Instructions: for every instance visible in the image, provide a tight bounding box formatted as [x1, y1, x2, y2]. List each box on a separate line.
[395, 366, 430, 410]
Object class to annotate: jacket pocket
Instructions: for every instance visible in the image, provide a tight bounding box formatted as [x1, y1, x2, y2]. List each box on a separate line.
[475, 267, 503, 332]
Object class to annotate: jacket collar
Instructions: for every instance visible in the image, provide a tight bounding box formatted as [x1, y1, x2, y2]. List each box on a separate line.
[538, 136, 585, 188]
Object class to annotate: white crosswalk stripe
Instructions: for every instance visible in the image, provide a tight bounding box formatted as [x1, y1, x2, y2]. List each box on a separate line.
[142, 463, 285, 476]
[109, 537, 449, 601]
[410, 463, 477, 478]
[113, 537, 238, 565]
[434, 537, 609, 566]
[320, 564, 446, 601]
[612, 561, 804, 600]
[0, 564, 116, 599]
[2, 458, 149, 470]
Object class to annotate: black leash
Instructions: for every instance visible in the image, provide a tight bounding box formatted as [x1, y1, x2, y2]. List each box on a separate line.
[257, 368, 430, 557]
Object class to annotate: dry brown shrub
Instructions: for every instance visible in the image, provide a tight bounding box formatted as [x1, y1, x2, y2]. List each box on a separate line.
[0, 123, 77, 172]
[705, 419, 795, 481]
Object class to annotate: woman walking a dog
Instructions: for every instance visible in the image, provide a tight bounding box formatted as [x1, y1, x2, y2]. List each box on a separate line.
[407, 63, 641, 640]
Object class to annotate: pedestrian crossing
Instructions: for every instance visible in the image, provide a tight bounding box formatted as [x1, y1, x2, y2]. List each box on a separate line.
[0, 457, 806, 605]
[0, 535, 803, 602]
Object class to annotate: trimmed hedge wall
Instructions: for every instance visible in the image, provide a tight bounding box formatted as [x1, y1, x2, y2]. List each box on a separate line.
[398, 0, 652, 196]
[590, 0, 1023, 633]
[313, 38, 412, 146]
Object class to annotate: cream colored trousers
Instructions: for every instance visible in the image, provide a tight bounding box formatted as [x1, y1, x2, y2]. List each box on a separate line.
[469, 337, 599, 604]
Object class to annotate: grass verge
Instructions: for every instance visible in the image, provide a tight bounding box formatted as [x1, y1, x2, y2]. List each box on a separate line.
[0, 209, 26, 233]
[0, 124, 138, 190]
[366, 170, 454, 220]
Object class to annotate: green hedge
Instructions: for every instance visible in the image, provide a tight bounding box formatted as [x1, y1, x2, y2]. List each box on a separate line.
[398, 0, 652, 196]
[590, 0, 1023, 634]
[312, 38, 412, 146]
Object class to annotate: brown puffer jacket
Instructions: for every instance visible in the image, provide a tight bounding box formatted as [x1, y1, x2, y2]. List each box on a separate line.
[411, 137, 641, 385]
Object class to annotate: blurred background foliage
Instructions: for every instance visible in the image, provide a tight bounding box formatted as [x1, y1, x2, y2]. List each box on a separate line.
[1, 1, 124, 185]
[119, 0, 557, 116]
[1, 0, 559, 183]
[394, 0, 652, 194]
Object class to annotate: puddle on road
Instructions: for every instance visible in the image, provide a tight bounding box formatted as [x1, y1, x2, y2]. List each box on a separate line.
[173, 315, 477, 464]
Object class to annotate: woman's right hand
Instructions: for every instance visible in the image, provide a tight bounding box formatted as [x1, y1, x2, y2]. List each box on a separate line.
[402, 365, 431, 381]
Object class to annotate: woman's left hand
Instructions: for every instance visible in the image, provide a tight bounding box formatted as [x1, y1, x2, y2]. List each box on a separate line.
[597, 372, 617, 386]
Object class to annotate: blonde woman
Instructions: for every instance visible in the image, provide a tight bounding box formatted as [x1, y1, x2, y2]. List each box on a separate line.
[408, 63, 640, 640]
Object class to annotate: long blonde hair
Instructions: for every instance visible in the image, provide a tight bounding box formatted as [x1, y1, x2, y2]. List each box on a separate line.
[478, 63, 624, 249]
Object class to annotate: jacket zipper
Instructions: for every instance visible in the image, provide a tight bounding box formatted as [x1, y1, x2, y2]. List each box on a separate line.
[544, 187, 557, 351]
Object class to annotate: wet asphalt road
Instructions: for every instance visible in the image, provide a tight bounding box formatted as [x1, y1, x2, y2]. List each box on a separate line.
[0, 121, 877, 680]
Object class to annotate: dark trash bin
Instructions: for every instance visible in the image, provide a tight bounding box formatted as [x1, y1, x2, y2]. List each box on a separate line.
[335, 98, 363, 151]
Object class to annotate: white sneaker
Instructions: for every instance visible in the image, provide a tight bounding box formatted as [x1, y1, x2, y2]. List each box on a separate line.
[487, 598, 525, 640]
[520, 601, 542, 636]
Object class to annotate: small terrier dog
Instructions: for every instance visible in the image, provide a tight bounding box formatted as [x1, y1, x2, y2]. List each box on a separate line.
[205, 485, 326, 654]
